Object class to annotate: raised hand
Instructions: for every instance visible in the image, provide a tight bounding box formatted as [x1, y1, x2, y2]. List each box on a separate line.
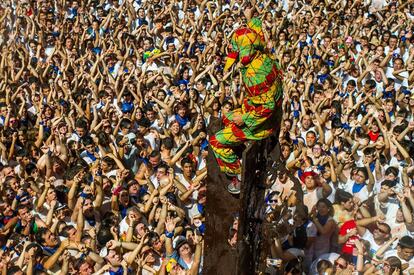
[165, 217, 176, 233]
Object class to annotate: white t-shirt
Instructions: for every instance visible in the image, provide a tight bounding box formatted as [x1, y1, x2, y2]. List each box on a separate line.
[344, 180, 370, 202]
[144, 132, 157, 150]
[388, 220, 408, 241]
[269, 178, 295, 198]
[326, 181, 336, 203]
[176, 173, 198, 216]
[374, 196, 399, 224]
[303, 187, 324, 211]
[361, 230, 388, 258]
[386, 67, 409, 90]
[119, 217, 130, 237]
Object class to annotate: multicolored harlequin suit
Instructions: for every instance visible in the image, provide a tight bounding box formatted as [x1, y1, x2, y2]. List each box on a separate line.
[209, 18, 283, 175]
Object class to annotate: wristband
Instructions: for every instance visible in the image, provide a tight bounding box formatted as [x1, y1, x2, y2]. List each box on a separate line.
[165, 231, 174, 238]
[80, 192, 88, 198]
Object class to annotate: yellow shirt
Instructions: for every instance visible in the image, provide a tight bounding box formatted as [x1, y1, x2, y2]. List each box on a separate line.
[333, 204, 354, 227]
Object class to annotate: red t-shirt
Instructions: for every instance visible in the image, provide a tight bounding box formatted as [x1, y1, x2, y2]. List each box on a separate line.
[339, 220, 359, 255]
[368, 131, 380, 142]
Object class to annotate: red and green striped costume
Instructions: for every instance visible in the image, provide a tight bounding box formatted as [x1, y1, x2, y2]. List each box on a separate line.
[209, 18, 283, 175]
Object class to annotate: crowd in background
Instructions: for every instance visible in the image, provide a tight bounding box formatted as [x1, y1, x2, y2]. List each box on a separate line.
[0, 0, 414, 274]
[264, 0, 414, 274]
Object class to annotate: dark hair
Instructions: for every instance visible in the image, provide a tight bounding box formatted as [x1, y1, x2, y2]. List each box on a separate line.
[101, 212, 119, 228]
[399, 236, 414, 249]
[381, 180, 397, 188]
[97, 227, 114, 247]
[385, 166, 399, 177]
[180, 157, 193, 167]
[386, 256, 402, 274]
[7, 266, 23, 275]
[331, 100, 342, 115]
[174, 101, 188, 114]
[222, 100, 234, 109]
[25, 243, 43, 258]
[4, 176, 17, 187]
[15, 204, 29, 214]
[82, 136, 94, 147]
[355, 167, 368, 180]
[102, 156, 115, 168]
[366, 79, 376, 89]
[347, 80, 356, 87]
[97, 131, 111, 146]
[149, 150, 161, 159]
[339, 253, 353, 264]
[25, 162, 37, 175]
[157, 163, 170, 172]
[35, 227, 50, 245]
[120, 118, 132, 129]
[60, 225, 76, 238]
[136, 118, 151, 128]
[316, 198, 333, 216]
[55, 185, 68, 204]
[74, 257, 90, 271]
[75, 119, 88, 129]
[335, 190, 353, 204]
[331, 117, 343, 129]
[16, 148, 28, 158]
[161, 137, 174, 150]
[147, 231, 160, 247]
[393, 124, 407, 135]
[363, 147, 375, 156]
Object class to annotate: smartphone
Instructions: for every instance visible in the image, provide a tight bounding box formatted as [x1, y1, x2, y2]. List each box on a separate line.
[266, 258, 282, 267]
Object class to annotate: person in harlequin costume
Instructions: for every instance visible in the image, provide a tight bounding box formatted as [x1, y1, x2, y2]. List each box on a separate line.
[209, 18, 283, 194]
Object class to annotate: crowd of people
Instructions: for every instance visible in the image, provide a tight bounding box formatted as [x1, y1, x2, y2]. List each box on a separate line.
[262, 0, 414, 274]
[0, 0, 414, 274]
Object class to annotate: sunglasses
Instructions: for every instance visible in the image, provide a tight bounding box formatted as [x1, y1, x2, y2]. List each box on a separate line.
[375, 227, 389, 234]
[335, 261, 347, 269]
